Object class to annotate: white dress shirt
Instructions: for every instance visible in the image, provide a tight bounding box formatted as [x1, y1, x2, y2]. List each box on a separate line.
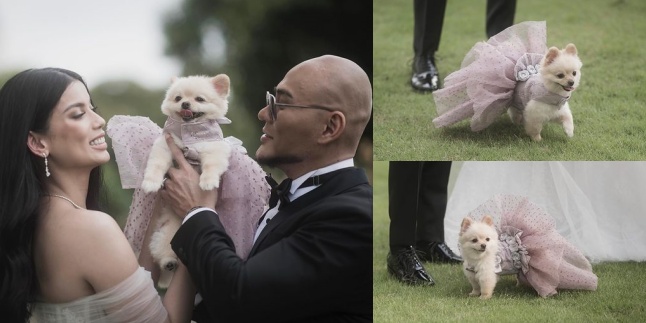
[252, 159, 355, 243]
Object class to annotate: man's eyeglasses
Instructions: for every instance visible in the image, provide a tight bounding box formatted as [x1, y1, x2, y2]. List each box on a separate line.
[266, 91, 336, 121]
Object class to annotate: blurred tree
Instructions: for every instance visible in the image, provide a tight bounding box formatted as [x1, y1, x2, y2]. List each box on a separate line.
[163, 0, 373, 178]
[92, 80, 167, 125]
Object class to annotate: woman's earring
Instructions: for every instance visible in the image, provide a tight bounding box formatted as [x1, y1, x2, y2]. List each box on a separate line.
[43, 153, 50, 177]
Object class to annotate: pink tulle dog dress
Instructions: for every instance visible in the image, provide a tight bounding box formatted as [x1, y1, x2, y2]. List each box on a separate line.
[107, 115, 270, 259]
[465, 194, 598, 297]
[432, 21, 570, 131]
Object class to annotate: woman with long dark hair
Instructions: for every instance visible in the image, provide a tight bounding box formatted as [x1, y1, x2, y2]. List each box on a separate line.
[0, 68, 194, 322]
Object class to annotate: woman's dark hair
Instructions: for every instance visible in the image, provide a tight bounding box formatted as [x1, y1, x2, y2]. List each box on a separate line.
[0, 68, 105, 322]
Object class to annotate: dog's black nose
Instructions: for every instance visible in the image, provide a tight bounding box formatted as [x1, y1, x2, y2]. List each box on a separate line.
[182, 102, 190, 109]
[481, 244, 486, 249]
[568, 80, 574, 86]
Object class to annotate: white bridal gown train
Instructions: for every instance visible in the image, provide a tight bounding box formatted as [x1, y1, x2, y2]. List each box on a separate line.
[444, 161, 646, 263]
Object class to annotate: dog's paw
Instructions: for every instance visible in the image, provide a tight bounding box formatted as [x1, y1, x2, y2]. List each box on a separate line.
[160, 258, 178, 272]
[531, 134, 542, 142]
[199, 173, 220, 190]
[479, 293, 493, 300]
[141, 178, 163, 193]
[469, 290, 480, 297]
[565, 129, 574, 138]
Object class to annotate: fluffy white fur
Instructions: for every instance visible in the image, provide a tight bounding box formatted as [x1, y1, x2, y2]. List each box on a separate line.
[508, 43, 582, 141]
[459, 215, 500, 299]
[141, 75, 232, 192]
[141, 75, 232, 285]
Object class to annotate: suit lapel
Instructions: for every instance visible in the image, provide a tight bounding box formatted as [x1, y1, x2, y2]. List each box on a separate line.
[250, 168, 367, 255]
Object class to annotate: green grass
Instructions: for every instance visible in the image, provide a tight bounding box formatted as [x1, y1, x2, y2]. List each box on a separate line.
[373, 0, 646, 160]
[373, 161, 646, 322]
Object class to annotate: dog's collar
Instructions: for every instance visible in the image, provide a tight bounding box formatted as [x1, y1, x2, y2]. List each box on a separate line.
[163, 116, 226, 166]
[539, 91, 570, 110]
[465, 265, 477, 274]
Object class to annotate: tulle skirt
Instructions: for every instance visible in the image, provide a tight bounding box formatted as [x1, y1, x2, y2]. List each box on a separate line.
[463, 194, 598, 297]
[432, 21, 547, 131]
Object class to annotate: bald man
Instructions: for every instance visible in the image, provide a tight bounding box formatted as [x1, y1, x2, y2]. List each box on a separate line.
[160, 55, 372, 322]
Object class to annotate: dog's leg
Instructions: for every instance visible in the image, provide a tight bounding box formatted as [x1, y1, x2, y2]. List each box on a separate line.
[524, 121, 543, 142]
[558, 103, 575, 138]
[464, 268, 481, 296]
[523, 101, 547, 142]
[196, 141, 232, 190]
[157, 269, 173, 289]
[141, 137, 174, 192]
[478, 271, 497, 300]
[149, 206, 181, 272]
[507, 107, 523, 125]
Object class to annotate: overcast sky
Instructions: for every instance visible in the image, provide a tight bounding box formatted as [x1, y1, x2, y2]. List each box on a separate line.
[0, 0, 183, 89]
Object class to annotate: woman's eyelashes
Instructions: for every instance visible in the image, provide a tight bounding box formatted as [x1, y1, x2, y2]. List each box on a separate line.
[71, 105, 98, 119]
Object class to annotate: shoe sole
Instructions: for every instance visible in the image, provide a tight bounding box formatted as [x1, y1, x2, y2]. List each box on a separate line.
[410, 81, 438, 92]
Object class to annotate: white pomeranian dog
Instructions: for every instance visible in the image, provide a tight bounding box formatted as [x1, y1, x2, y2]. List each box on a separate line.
[141, 75, 232, 284]
[508, 44, 583, 141]
[141, 74, 232, 193]
[458, 215, 500, 300]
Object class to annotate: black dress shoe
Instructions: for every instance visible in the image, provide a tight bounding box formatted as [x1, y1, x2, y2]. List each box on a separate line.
[411, 54, 439, 92]
[416, 241, 462, 264]
[387, 246, 435, 286]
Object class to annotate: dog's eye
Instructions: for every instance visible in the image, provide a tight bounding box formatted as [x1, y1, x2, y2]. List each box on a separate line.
[196, 97, 205, 102]
[174, 96, 182, 102]
[471, 238, 478, 243]
[486, 238, 490, 241]
[557, 73, 565, 79]
[572, 71, 577, 76]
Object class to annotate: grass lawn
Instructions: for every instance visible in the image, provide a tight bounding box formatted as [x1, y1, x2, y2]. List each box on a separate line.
[373, 0, 646, 160]
[372, 161, 646, 322]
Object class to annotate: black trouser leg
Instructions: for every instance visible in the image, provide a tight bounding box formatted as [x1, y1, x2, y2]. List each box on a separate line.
[486, 0, 517, 38]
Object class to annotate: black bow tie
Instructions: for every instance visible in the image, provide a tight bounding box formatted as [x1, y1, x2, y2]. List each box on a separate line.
[265, 168, 351, 210]
[265, 176, 292, 210]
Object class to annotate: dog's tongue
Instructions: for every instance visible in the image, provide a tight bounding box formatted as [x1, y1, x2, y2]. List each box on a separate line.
[180, 109, 193, 119]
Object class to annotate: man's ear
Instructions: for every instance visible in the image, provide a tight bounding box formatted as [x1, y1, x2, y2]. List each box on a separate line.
[318, 112, 346, 144]
[27, 131, 49, 157]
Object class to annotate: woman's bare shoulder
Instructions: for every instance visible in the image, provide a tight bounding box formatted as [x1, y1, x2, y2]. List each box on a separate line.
[43, 208, 123, 242]
[60, 209, 140, 289]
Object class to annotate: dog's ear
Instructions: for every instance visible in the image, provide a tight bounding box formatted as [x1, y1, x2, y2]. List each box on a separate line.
[543, 47, 560, 66]
[460, 217, 472, 235]
[482, 215, 495, 227]
[212, 74, 230, 98]
[564, 43, 578, 56]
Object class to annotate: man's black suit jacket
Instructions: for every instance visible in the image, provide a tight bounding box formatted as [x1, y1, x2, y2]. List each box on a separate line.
[171, 167, 372, 322]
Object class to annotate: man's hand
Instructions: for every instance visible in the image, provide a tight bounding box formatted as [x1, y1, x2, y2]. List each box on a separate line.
[159, 133, 218, 218]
